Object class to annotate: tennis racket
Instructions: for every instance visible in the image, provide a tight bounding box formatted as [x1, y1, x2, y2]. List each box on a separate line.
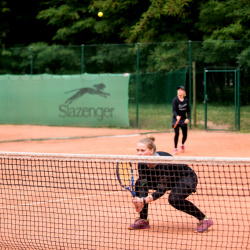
[116, 162, 135, 197]
[174, 116, 181, 128]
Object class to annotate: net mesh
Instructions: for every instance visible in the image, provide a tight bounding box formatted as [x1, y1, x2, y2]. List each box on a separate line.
[0, 152, 249, 249]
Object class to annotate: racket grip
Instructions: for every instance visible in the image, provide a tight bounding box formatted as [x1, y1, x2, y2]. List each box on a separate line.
[174, 117, 181, 128]
[126, 187, 135, 197]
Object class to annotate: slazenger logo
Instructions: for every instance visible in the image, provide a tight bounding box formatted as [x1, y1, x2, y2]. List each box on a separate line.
[58, 83, 115, 121]
[64, 83, 110, 104]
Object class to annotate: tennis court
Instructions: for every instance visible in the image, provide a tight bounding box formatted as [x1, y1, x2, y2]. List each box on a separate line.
[0, 124, 249, 156]
[0, 125, 249, 249]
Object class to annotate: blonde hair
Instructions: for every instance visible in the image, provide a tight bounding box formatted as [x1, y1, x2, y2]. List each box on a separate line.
[138, 135, 156, 152]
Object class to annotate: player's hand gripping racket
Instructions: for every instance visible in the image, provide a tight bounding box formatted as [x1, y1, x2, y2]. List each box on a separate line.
[174, 116, 181, 128]
[116, 162, 135, 197]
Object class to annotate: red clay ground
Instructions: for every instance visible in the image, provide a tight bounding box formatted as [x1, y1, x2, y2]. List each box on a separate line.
[0, 124, 249, 157]
[0, 125, 249, 250]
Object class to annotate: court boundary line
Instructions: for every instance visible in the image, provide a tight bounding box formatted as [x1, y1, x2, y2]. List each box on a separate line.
[0, 130, 172, 143]
[0, 190, 124, 209]
[0, 183, 248, 210]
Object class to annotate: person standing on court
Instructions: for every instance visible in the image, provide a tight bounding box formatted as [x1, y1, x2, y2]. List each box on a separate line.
[172, 86, 190, 155]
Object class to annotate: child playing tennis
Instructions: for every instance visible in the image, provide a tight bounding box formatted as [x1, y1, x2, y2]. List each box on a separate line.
[128, 136, 213, 233]
[172, 86, 190, 155]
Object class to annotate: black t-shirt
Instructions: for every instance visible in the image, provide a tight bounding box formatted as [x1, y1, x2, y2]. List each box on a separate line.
[138, 151, 196, 200]
[172, 96, 190, 126]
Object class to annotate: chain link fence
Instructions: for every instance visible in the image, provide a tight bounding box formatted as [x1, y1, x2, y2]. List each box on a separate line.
[0, 41, 249, 130]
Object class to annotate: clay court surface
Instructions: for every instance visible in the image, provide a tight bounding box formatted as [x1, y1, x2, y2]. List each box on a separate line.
[0, 125, 249, 249]
[0, 124, 249, 157]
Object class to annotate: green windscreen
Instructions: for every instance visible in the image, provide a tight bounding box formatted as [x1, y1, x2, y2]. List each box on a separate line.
[0, 74, 130, 127]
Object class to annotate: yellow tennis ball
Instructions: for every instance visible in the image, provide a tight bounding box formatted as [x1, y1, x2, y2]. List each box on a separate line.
[98, 12, 103, 17]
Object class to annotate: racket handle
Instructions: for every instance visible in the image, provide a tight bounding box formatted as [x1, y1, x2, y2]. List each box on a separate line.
[174, 117, 181, 128]
[126, 187, 135, 197]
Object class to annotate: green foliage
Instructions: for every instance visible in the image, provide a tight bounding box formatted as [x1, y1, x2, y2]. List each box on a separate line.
[195, 0, 250, 73]
[146, 42, 189, 71]
[237, 46, 250, 69]
[0, 1, 10, 48]
[33, 45, 81, 74]
[124, 0, 192, 43]
[84, 44, 137, 73]
[198, 0, 250, 40]
[0, 42, 82, 74]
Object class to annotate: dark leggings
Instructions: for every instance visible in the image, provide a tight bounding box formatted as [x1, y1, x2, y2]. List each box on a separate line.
[174, 125, 187, 148]
[136, 178, 205, 221]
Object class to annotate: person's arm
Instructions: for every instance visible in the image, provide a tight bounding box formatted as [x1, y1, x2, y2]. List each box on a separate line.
[132, 180, 169, 212]
[132, 188, 168, 213]
[132, 195, 154, 213]
[184, 98, 191, 124]
[172, 98, 179, 118]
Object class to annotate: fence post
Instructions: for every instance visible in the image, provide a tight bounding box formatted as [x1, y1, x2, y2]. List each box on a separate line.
[136, 43, 140, 127]
[237, 68, 240, 130]
[189, 40, 192, 129]
[81, 44, 84, 74]
[30, 47, 33, 75]
[192, 61, 196, 127]
[204, 68, 207, 130]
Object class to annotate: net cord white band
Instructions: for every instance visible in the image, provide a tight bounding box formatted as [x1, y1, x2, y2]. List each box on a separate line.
[0, 151, 249, 164]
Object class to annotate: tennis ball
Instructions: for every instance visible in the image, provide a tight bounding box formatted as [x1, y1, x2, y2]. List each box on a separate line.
[98, 12, 103, 17]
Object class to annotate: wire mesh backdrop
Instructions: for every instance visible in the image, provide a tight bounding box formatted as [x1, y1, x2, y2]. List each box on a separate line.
[0, 41, 249, 130]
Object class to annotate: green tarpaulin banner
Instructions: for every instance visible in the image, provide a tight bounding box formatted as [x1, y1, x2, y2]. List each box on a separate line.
[0, 74, 130, 127]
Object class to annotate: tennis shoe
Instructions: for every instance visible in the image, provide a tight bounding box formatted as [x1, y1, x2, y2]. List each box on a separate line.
[128, 218, 149, 230]
[194, 216, 214, 233]
[173, 148, 178, 155]
[180, 145, 185, 153]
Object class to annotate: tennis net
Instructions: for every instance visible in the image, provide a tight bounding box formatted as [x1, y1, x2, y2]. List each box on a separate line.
[0, 152, 249, 249]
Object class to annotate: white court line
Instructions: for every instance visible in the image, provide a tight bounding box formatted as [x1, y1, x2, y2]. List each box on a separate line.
[204, 184, 249, 190]
[0, 183, 248, 209]
[0, 190, 124, 209]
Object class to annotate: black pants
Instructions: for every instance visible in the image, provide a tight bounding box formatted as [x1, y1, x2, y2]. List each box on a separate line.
[174, 125, 187, 148]
[135, 177, 205, 221]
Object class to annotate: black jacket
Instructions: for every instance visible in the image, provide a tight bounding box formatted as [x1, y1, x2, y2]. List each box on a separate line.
[138, 151, 196, 200]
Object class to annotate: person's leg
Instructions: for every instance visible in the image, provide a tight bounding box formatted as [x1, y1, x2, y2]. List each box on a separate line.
[181, 126, 188, 144]
[168, 180, 205, 221]
[180, 126, 187, 152]
[168, 178, 213, 233]
[174, 126, 179, 154]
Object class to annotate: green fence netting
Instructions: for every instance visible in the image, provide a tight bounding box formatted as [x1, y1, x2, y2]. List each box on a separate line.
[0, 41, 249, 130]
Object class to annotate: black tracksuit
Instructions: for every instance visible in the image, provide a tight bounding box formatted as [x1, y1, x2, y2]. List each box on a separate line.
[172, 97, 191, 148]
[135, 151, 205, 221]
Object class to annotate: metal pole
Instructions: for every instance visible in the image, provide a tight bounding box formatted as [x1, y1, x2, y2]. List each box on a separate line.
[192, 61, 196, 127]
[189, 40, 192, 128]
[30, 47, 33, 75]
[204, 68, 207, 130]
[81, 44, 84, 74]
[136, 43, 140, 127]
[234, 70, 237, 130]
[237, 68, 240, 130]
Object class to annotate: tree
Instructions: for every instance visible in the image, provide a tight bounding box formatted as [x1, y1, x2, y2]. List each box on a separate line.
[0, 1, 10, 48]
[197, 0, 250, 71]
[36, 0, 202, 45]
